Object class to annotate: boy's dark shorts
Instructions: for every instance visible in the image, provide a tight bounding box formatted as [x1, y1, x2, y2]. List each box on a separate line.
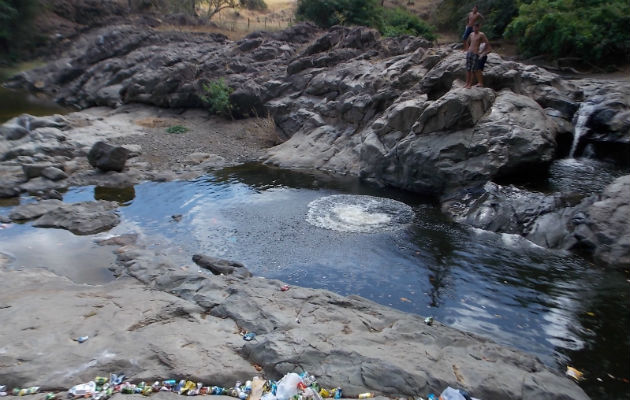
[475, 55, 488, 71]
[462, 26, 473, 40]
[466, 52, 479, 71]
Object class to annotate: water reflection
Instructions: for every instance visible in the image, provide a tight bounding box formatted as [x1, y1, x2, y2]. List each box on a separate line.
[94, 186, 136, 205]
[0, 86, 68, 123]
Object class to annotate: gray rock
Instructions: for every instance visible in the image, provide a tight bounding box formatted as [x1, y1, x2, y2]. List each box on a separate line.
[442, 175, 630, 268]
[0, 124, 29, 140]
[9, 199, 64, 220]
[192, 254, 252, 278]
[87, 141, 129, 172]
[22, 163, 55, 180]
[41, 166, 68, 181]
[32, 200, 120, 235]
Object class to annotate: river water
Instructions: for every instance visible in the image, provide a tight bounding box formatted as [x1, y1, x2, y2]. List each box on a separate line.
[1, 162, 629, 399]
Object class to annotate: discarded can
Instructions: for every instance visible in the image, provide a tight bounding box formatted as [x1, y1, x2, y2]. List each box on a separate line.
[333, 388, 342, 399]
[45, 393, 56, 400]
[245, 381, 252, 394]
[427, 394, 437, 400]
[163, 380, 177, 387]
[76, 336, 89, 343]
[319, 389, 330, 398]
[358, 393, 374, 399]
[280, 285, 290, 291]
[243, 332, 256, 341]
[566, 366, 584, 381]
[211, 386, 225, 395]
[424, 316, 434, 326]
[95, 377, 108, 385]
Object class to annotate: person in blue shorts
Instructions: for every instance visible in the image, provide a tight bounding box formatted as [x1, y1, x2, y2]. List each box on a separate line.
[462, 5, 484, 50]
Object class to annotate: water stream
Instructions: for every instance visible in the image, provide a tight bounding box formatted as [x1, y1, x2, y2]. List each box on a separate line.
[1, 163, 628, 399]
[569, 102, 596, 158]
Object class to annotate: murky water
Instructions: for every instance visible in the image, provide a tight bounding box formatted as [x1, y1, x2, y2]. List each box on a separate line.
[1, 163, 628, 399]
[0, 86, 69, 123]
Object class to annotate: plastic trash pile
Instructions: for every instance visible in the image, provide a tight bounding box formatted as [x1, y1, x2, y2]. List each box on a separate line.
[1, 373, 480, 400]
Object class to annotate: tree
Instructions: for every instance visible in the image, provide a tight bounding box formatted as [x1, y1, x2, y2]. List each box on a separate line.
[0, 0, 39, 60]
[202, 0, 239, 19]
[505, 0, 630, 63]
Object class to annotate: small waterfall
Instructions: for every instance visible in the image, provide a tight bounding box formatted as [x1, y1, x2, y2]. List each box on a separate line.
[569, 102, 595, 158]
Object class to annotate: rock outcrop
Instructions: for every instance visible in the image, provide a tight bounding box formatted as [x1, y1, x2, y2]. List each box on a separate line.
[441, 174, 630, 267]
[8, 199, 120, 234]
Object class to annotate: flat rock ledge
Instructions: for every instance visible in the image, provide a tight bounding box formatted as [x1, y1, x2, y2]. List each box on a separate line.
[0, 238, 588, 400]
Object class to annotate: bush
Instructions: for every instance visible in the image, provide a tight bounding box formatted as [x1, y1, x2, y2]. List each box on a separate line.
[200, 79, 233, 117]
[240, 0, 267, 10]
[166, 125, 189, 134]
[0, 0, 40, 61]
[505, 0, 630, 63]
[296, 0, 382, 29]
[434, 0, 518, 40]
[381, 7, 436, 41]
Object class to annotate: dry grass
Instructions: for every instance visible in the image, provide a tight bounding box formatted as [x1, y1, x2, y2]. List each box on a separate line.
[157, 0, 297, 40]
[135, 117, 183, 128]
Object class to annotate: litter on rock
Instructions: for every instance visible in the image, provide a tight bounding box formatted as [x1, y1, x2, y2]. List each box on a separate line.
[566, 366, 584, 381]
[424, 316, 434, 326]
[280, 285, 290, 292]
[243, 332, 256, 341]
[75, 336, 89, 343]
[1, 371, 484, 400]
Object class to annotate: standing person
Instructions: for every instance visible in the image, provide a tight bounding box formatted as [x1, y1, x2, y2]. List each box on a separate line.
[464, 23, 491, 88]
[462, 5, 484, 50]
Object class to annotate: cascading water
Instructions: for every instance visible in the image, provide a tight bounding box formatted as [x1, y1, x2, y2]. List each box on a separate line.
[569, 102, 596, 158]
[306, 194, 414, 233]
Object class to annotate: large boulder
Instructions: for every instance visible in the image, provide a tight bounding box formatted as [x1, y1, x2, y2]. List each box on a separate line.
[441, 175, 630, 267]
[360, 88, 557, 194]
[87, 141, 129, 172]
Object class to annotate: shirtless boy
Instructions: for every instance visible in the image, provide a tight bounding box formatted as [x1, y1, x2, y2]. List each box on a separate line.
[464, 23, 491, 88]
[462, 5, 484, 49]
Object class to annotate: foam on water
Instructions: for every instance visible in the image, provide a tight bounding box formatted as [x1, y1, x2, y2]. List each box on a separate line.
[306, 194, 414, 233]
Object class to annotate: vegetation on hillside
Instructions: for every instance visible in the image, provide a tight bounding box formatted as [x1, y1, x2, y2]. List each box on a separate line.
[434, 0, 518, 40]
[0, 0, 40, 62]
[505, 0, 630, 63]
[295, 0, 436, 41]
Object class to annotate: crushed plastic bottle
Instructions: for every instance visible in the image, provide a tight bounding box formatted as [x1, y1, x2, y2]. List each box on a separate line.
[69, 382, 96, 398]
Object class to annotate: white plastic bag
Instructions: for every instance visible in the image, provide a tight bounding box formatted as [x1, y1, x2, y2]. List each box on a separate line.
[439, 387, 466, 400]
[275, 373, 303, 400]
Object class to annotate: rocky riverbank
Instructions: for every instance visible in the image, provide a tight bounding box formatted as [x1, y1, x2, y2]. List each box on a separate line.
[0, 233, 590, 400]
[1, 18, 629, 400]
[4, 22, 629, 266]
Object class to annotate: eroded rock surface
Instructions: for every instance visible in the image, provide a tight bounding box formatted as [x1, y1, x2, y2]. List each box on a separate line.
[0, 238, 588, 400]
[441, 174, 630, 267]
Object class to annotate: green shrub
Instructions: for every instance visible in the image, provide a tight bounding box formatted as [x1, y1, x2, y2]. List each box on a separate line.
[240, 0, 267, 10]
[296, 0, 383, 29]
[434, 0, 518, 40]
[0, 0, 40, 61]
[381, 7, 436, 41]
[166, 125, 189, 134]
[505, 0, 630, 63]
[200, 79, 233, 117]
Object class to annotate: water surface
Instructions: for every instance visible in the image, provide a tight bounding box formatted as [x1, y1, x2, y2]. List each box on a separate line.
[0, 164, 628, 399]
